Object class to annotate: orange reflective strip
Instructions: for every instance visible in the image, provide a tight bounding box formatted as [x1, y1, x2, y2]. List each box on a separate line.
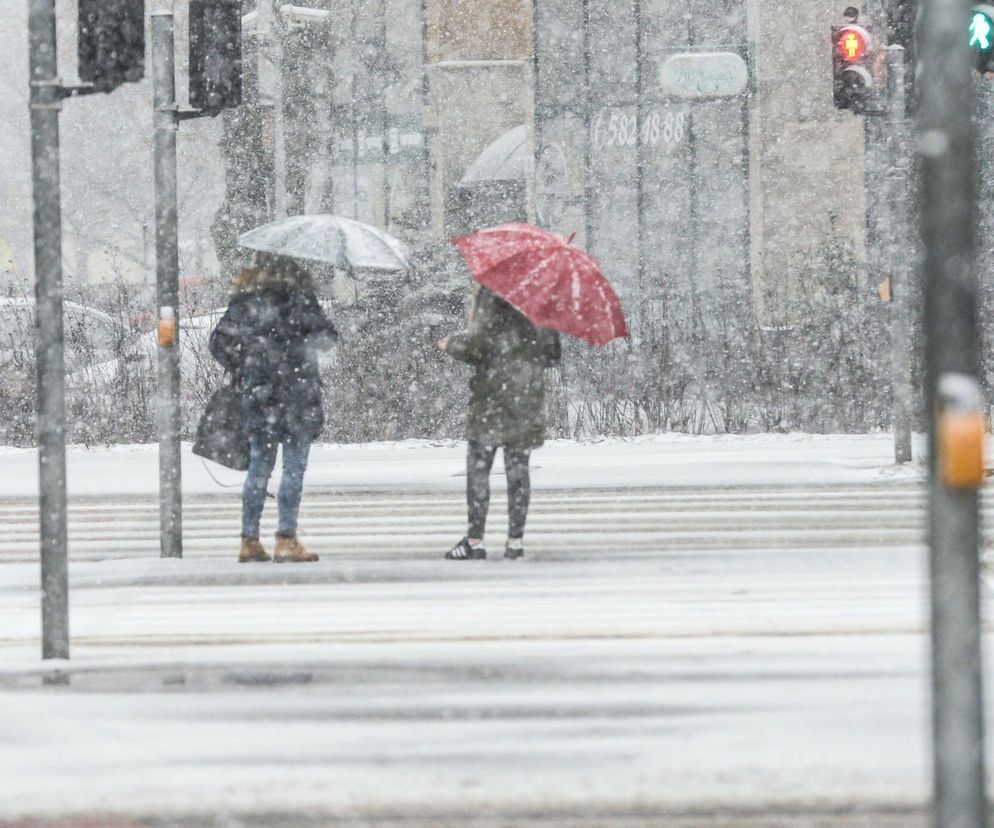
[938, 411, 986, 490]
[158, 319, 176, 348]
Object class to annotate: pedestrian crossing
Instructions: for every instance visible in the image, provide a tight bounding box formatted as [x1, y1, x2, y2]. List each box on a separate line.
[0, 481, 951, 563]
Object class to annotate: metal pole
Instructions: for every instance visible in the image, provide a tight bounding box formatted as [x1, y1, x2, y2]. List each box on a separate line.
[350, 0, 359, 221]
[886, 45, 913, 465]
[420, 0, 431, 233]
[28, 0, 69, 660]
[273, 15, 287, 219]
[530, 0, 542, 157]
[379, 0, 390, 230]
[257, 0, 286, 218]
[152, 13, 183, 559]
[581, 0, 593, 248]
[634, 0, 646, 296]
[919, 0, 987, 824]
[526, 0, 539, 226]
[682, 0, 700, 304]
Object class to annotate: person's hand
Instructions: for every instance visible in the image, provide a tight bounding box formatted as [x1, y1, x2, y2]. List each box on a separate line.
[436, 336, 449, 352]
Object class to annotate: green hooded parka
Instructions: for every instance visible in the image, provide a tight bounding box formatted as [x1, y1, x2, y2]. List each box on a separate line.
[446, 289, 562, 450]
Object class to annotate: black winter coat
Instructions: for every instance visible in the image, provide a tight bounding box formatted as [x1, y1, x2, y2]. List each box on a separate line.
[209, 285, 337, 445]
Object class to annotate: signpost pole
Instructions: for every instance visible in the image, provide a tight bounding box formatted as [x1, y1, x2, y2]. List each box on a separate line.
[152, 12, 183, 559]
[272, 14, 287, 220]
[886, 45, 913, 465]
[257, 0, 286, 218]
[920, 0, 987, 825]
[581, 0, 593, 247]
[634, 0, 646, 295]
[28, 0, 69, 661]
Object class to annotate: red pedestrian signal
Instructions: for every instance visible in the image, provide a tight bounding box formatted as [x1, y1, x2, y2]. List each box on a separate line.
[839, 29, 867, 62]
[832, 20, 875, 113]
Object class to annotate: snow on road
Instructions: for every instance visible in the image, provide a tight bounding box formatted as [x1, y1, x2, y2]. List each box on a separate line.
[0, 485, 937, 563]
[1, 434, 989, 824]
[0, 432, 925, 499]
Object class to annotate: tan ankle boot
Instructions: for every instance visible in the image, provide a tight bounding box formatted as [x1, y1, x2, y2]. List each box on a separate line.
[274, 534, 319, 563]
[239, 537, 271, 563]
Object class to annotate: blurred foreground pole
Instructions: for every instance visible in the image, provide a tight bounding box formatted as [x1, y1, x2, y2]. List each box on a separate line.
[919, 0, 987, 825]
[886, 45, 914, 465]
[28, 0, 69, 659]
[152, 12, 183, 559]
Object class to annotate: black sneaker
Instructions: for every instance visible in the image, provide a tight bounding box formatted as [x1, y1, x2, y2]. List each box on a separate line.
[504, 543, 525, 560]
[445, 537, 487, 560]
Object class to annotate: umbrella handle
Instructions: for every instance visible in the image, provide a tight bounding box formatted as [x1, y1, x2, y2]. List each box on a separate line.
[567, 232, 577, 244]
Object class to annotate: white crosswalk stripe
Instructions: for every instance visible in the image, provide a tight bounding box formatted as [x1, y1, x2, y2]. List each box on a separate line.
[0, 480, 967, 562]
[1, 480, 986, 649]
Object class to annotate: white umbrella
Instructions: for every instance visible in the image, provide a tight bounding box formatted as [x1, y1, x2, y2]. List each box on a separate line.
[238, 214, 410, 272]
[459, 125, 532, 185]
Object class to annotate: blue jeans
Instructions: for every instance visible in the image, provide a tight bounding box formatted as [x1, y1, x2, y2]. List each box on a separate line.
[241, 435, 311, 539]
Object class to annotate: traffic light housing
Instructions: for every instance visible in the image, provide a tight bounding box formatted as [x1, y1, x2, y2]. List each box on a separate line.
[189, 0, 243, 116]
[833, 21, 875, 113]
[970, 4, 994, 74]
[77, 0, 145, 93]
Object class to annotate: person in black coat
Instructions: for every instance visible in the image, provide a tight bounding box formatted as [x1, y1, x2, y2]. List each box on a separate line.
[209, 254, 337, 563]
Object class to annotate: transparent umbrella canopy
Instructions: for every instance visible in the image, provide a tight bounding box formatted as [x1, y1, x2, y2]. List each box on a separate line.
[238, 214, 411, 272]
[459, 125, 531, 185]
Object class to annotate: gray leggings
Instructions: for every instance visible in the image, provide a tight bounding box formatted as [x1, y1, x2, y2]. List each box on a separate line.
[467, 440, 531, 540]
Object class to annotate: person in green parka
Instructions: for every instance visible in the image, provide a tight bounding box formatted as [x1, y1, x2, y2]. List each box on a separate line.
[437, 286, 562, 560]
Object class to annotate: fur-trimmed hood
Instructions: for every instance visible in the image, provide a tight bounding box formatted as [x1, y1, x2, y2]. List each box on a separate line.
[232, 255, 314, 295]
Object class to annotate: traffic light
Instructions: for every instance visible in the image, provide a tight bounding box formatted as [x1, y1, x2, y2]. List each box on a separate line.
[970, 5, 994, 74]
[77, 0, 145, 93]
[189, 0, 243, 116]
[833, 15, 875, 113]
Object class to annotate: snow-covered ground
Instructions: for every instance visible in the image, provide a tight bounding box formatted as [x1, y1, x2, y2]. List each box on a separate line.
[3, 432, 988, 825]
[3, 543, 958, 822]
[0, 432, 927, 499]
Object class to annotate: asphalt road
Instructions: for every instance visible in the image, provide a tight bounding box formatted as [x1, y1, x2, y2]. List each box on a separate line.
[1, 481, 992, 826]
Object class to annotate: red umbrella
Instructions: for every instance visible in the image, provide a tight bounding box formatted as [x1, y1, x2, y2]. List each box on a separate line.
[452, 223, 628, 347]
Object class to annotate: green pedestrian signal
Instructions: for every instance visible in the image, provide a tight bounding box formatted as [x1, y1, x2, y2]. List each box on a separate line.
[971, 5, 994, 72]
[971, 12, 992, 51]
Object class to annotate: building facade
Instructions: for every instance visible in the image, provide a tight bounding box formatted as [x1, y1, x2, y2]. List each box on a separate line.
[218, 0, 877, 325]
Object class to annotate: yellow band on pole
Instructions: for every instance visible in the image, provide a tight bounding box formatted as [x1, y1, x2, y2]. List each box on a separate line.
[158, 306, 176, 348]
[938, 410, 986, 489]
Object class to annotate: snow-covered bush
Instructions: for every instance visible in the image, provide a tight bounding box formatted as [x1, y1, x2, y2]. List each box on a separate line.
[548, 232, 895, 437]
